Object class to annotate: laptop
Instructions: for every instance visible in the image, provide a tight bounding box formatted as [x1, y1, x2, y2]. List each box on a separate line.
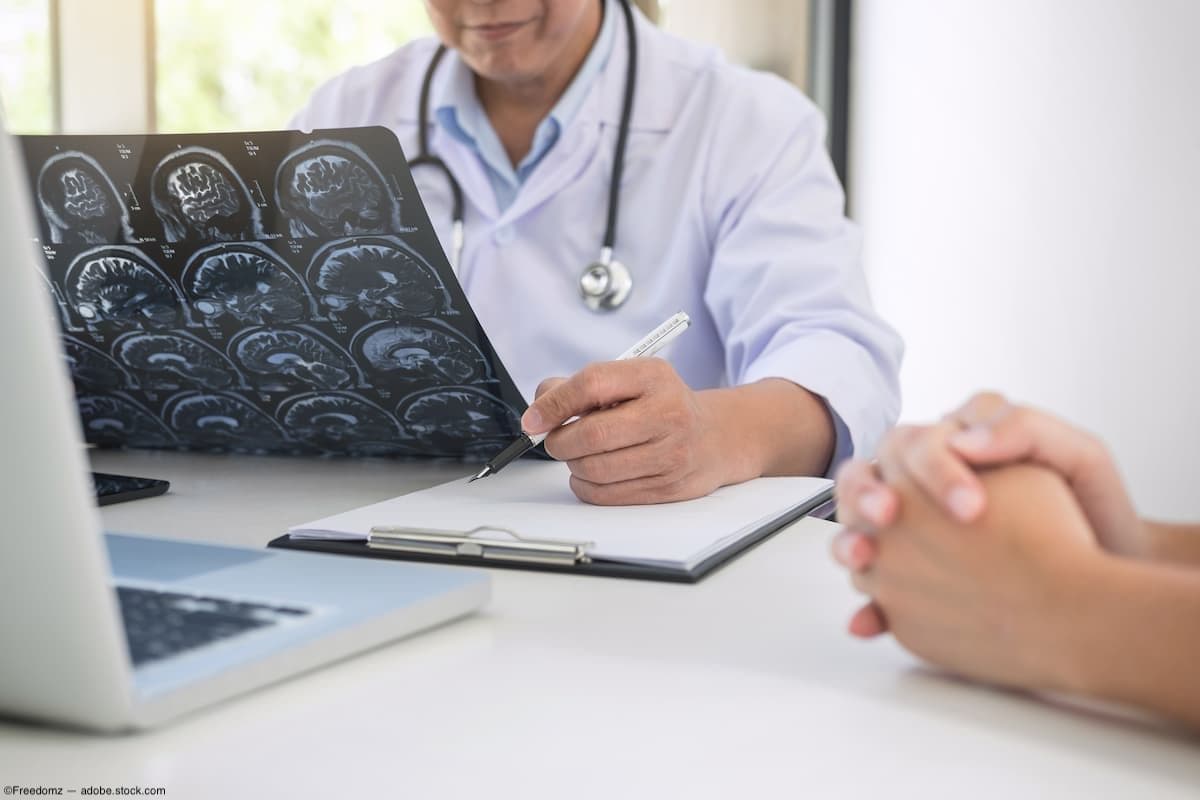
[0, 108, 489, 732]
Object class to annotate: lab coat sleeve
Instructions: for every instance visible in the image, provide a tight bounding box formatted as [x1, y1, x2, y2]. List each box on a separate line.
[701, 76, 903, 466]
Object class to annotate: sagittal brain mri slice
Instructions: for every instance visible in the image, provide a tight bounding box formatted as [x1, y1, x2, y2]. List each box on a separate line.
[77, 395, 177, 448]
[397, 387, 521, 457]
[42, 273, 84, 331]
[65, 247, 186, 329]
[230, 327, 358, 391]
[279, 392, 410, 455]
[275, 141, 401, 237]
[63, 337, 135, 392]
[184, 243, 312, 326]
[113, 331, 241, 391]
[352, 319, 490, 384]
[310, 237, 451, 320]
[151, 147, 265, 243]
[165, 392, 291, 452]
[36, 151, 135, 245]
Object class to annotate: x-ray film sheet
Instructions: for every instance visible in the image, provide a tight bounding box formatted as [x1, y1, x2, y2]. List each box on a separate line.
[18, 127, 526, 460]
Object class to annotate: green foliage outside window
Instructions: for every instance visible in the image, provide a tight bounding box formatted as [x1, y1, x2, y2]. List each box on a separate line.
[0, 0, 53, 134]
[156, 0, 432, 133]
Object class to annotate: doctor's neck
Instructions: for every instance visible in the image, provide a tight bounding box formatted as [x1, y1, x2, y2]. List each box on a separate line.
[467, 0, 604, 166]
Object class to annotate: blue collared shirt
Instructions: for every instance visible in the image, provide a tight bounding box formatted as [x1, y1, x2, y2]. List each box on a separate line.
[434, 1, 617, 211]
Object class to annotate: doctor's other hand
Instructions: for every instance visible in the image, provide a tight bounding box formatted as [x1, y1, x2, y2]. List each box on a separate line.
[834, 393, 1147, 562]
[524, 359, 726, 505]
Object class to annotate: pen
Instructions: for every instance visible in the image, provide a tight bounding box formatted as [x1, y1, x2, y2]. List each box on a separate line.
[469, 311, 692, 482]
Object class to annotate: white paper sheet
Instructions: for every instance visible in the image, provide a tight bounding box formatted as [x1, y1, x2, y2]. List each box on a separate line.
[288, 461, 832, 570]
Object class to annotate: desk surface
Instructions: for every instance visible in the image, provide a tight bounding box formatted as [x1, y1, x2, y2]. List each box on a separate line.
[0, 449, 1196, 799]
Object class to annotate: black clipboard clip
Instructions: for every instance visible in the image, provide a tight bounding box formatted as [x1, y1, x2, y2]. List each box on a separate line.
[368, 525, 594, 566]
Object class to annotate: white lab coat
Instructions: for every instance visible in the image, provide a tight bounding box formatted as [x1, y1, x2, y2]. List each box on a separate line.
[291, 5, 902, 462]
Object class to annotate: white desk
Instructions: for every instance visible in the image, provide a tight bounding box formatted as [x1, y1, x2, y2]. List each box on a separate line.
[0, 450, 1196, 799]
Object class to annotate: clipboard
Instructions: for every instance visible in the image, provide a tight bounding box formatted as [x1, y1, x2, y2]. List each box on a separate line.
[266, 485, 834, 583]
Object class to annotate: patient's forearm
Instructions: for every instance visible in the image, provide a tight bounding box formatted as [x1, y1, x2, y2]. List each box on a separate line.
[1143, 521, 1200, 567]
[1068, 556, 1200, 728]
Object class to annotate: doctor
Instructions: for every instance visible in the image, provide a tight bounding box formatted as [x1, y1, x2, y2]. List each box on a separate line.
[292, 0, 902, 505]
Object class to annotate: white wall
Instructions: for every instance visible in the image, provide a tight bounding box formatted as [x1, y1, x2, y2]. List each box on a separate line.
[851, 0, 1200, 519]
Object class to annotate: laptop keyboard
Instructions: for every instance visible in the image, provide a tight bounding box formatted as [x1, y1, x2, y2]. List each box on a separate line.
[116, 586, 311, 666]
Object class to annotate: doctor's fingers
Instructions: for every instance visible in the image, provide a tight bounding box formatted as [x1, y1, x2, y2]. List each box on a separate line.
[568, 467, 720, 506]
[532, 376, 566, 400]
[541, 401, 658, 463]
[834, 458, 898, 532]
[878, 423, 987, 524]
[522, 359, 670, 434]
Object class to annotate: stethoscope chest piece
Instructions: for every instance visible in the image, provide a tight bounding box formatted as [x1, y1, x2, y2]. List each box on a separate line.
[580, 248, 633, 312]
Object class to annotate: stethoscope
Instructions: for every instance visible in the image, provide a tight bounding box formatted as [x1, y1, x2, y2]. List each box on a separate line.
[409, 0, 638, 312]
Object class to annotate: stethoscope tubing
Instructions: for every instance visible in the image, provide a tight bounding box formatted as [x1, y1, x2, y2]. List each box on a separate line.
[409, 0, 638, 303]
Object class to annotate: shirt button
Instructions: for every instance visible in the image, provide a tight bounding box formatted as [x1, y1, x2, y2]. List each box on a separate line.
[493, 224, 516, 245]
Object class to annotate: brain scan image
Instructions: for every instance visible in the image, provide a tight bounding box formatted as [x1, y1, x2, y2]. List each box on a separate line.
[275, 141, 401, 237]
[278, 392, 409, 455]
[352, 320, 490, 384]
[62, 337, 135, 392]
[113, 331, 241, 391]
[151, 147, 265, 243]
[65, 247, 186, 329]
[76, 395, 176, 448]
[36, 151, 135, 245]
[41, 273, 84, 331]
[230, 327, 358, 391]
[309, 237, 451, 320]
[165, 392, 290, 452]
[184, 243, 312, 325]
[396, 387, 521, 457]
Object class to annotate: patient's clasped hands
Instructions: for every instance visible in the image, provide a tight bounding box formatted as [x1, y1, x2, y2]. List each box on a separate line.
[831, 392, 1150, 695]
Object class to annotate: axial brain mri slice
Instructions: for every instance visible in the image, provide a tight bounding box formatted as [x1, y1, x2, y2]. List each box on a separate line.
[230, 327, 358, 392]
[65, 246, 187, 329]
[113, 331, 242, 391]
[309, 237, 452, 320]
[36, 151, 135, 245]
[184, 242, 313, 326]
[276, 140, 401, 237]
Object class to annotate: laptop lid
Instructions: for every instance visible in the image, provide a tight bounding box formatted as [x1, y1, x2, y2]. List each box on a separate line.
[0, 106, 134, 728]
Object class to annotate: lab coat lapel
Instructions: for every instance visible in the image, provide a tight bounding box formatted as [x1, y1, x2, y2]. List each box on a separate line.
[498, 97, 602, 225]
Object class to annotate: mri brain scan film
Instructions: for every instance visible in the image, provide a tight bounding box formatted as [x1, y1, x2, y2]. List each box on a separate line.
[19, 128, 525, 459]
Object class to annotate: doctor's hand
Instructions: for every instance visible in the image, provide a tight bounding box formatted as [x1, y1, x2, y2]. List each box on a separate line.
[524, 359, 729, 505]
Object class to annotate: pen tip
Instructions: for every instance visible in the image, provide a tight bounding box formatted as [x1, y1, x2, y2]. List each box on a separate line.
[469, 466, 491, 483]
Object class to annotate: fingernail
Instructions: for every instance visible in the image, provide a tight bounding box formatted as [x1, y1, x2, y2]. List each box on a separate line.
[858, 489, 889, 525]
[950, 425, 991, 451]
[947, 486, 983, 521]
[522, 407, 543, 432]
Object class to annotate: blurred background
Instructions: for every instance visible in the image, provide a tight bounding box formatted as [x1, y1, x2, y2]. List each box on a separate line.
[3, 0, 1198, 519]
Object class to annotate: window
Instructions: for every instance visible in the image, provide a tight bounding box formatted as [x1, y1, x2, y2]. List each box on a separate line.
[0, 0, 54, 133]
[155, 0, 432, 133]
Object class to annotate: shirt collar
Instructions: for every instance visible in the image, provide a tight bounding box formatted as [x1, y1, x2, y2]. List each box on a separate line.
[432, 0, 617, 170]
